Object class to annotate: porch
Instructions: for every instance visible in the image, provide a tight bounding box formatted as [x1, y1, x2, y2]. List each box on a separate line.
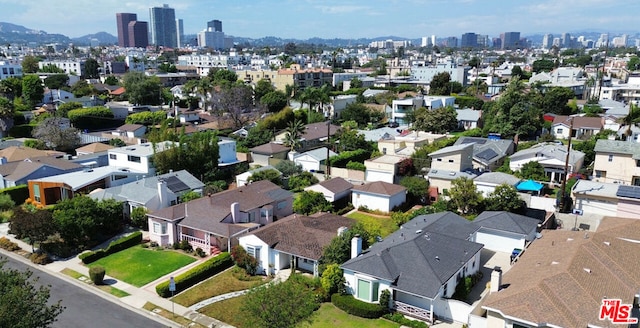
[393, 300, 433, 323]
[180, 233, 224, 256]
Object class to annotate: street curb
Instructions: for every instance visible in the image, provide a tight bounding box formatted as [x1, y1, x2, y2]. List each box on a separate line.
[0, 247, 182, 328]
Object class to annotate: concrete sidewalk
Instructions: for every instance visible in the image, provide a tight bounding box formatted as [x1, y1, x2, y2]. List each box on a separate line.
[0, 223, 233, 328]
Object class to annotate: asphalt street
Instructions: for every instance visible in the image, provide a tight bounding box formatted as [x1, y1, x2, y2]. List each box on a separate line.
[2, 256, 168, 328]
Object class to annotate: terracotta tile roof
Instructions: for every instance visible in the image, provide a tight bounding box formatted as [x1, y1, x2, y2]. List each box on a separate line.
[248, 213, 355, 260]
[352, 181, 406, 196]
[483, 217, 640, 327]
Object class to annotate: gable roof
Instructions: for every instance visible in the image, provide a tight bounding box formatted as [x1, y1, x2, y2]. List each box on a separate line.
[473, 172, 521, 186]
[594, 139, 640, 158]
[247, 212, 356, 260]
[115, 124, 145, 132]
[317, 177, 353, 194]
[0, 146, 64, 162]
[552, 115, 603, 130]
[149, 180, 293, 236]
[75, 142, 115, 154]
[454, 137, 515, 166]
[295, 147, 337, 162]
[0, 157, 82, 182]
[342, 211, 483, 299]
[250, 142, 289, 155]
[89, 170, 204, 205]
[473, 211, 539, 236]
[428, 143, 473, 157]
[483, 217, 640, 327]
[298, 122, 341, 141]
[510, 142, 584, 165]
[352, 181, 406, 196]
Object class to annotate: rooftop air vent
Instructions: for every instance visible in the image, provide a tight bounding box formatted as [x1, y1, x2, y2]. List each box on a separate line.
[416, 229, 423, 234]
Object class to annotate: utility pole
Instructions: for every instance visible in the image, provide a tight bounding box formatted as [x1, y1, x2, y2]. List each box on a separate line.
[558, 117, 574, 213]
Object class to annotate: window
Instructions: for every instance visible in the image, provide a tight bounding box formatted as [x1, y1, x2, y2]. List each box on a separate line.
[152, 222, 167, 234]
[448, 159, 454, 163]
[357, 279, 371, 301]
[248, 212, 256, 222]
[436, 158, 442, 162]
[595, 170, 606, 178]
[109, 154, 117, 160]
[608, 155, 613, 162]
[636, 160, 640, 167]
[556, 128, 563, 133]
[33, 184, 41, 202]
[633, 177, 640, 186]
[128, 155, 141, 163]
[277, 201, 287, 209]
[246, 246, 261, 263]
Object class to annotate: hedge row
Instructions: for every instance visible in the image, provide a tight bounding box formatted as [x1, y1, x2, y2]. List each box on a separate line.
[328, 149, 371, 168]
[331, 293, 388, 319]
[0, 185, 29, 204]
[79, 231, 143, 264]
[156, 252, 233, 298]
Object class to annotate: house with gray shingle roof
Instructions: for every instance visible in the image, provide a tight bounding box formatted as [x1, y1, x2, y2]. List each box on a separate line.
[455, 108, 482, 130]
[89, 169, 204, 215]
[454, 137, 515, 171]
[239, 212, 355, 277]
[0, 156, 83, 189]
[509, 142, 584, 183]
[593, 139, 640, 185]
[351, 181, 406, 212]
[304, 177, 353, 203]
[473, 172, 521, 197]
[147, 180, 293, 254]
[473, 211, 539, 252]
[341, 212, 484, 324]
[250, 142, 289, 167]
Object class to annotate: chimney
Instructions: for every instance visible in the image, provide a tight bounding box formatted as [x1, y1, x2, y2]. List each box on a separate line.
[351, 235, 362, 259]
[231, 202, 240, 223]
[157, 180, 168, 207]
[490, 266, 502, 293]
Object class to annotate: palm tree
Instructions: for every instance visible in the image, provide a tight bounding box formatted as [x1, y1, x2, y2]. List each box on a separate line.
[619, 103, 640, 141]
[0, 97, 15, 138]
[283, 119, 305, 151]
[317, 84, 331, 115]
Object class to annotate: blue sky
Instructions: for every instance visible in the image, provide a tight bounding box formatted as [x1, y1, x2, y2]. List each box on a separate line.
[0, 0, 637, 39]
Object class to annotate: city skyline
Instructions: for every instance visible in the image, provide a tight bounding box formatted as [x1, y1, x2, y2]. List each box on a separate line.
[1, 0, 638, 40]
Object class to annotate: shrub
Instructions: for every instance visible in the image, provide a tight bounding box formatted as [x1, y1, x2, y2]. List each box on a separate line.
[29, 252, 51, 265]
[379, 289, 391, 309]
[346, 161, 366, 171]
[383, 313, 429, 328]
[0, 237, 20, 251]
[178, 239, 193, 252]
[331, 293, 388, 319]
[79, 232, 143, 264]
[231, 245, 258, 275]
[329, 149, 371, 168]
[89, 266, 106, 285]
[156, 252, 233, 297]
[0, 185, 29, 205]
[195, 247, 206, 258]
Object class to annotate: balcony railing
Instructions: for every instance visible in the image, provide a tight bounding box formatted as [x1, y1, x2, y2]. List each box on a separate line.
[393, 300, 433, 323]
[181, 234, 207, 246]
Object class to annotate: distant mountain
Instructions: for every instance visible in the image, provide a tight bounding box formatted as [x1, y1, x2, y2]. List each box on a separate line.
[72, 32, 117, 46]
[0, 22, 71, 44]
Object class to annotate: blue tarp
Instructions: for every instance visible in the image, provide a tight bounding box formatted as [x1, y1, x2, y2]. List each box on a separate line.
[516, 179, 544, 192]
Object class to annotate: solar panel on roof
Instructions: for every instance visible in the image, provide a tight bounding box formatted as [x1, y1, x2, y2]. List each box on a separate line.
[165, 175, 190, 193]
[476, 149, 498, 161]
[616, 185, 640, 199]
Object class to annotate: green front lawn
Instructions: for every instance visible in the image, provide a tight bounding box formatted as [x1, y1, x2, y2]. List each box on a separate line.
[347, 212, 397, 238]
[301, 303, 399, 328]
[87, 245, 196, 287]
[199, 295, 247, 327]
[173, 267, 271, 307]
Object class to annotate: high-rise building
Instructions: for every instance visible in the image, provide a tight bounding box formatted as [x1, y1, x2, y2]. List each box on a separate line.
[207, 20, 222, 32]
[445, 37, 458, 48]
[561, 33, 571, 48]
[128, 21, 149, 48]
[461, 33, 478, 48]
[542, 33, 553, 49]
[149, 4, 177, 48]
[500, 32, 521, 49]
[176, 19, 184, 48]
[116, 13, 137, 47]
[421, 36, 429, 47]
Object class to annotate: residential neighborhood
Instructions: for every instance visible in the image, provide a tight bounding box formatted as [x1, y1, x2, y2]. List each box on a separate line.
[0, 3, 640, 328]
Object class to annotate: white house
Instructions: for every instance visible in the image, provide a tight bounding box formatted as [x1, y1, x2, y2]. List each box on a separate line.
[364, 155, 407, 183]
[0, 60, 23, 80]
[473, 172, 521, 197]
[218, 138, 239, 166]
[391, 97, 423, 125]
[111, 124, 147, 138]
[509, 143, 584, 183]
[304, 177, 353, 203]
[472, 211, 539, 253]
[238, 213, 355, 277]
[293, 147, 336, 172]
[107, 141, 173, 175]
[235, 166, 282, 187]
[351, 181, 406, 212]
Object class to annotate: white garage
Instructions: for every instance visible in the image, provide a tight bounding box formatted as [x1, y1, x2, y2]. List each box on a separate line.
[472, 211, 539, 253]
[474, 228, 528, 253]
[365, 169, 394, 183]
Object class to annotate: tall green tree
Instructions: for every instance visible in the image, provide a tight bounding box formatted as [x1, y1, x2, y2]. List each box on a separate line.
[32, 117, 80, 151]
[152, 130, 220, 182]
[319, 223, 370, 272]
[21, 55, 39, 73]
[260, 90, 287, 113]
[483, 184, 526, 213]
[53, 196, 123, 249]
[0, 260, 65, 328]
[21, 75, 44, 109]
[211, 69, 238, 85]
[482, 77, 542, 139]
[9, 206, 55, 252]
[413, 106, 458, 134]
[254, 79, 275, 102]
[43, 74, 69, 90]
[448, 177, 482, 215]
[429, 72, 452, 95]
[248, 169, 282, 185]
[0, 96, 15, 136]
[0, 77, 23, 100]
[123, 72, 163, 105]
[400, 176, 429, 202]
[83, 58, 100, 79]
[516, 161, 549, 182]
[293, 191, 331, 215]
[283, 119, 305, 151]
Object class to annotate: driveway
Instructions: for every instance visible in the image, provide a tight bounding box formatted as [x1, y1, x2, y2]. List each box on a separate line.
[467, 249, 512, 305]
